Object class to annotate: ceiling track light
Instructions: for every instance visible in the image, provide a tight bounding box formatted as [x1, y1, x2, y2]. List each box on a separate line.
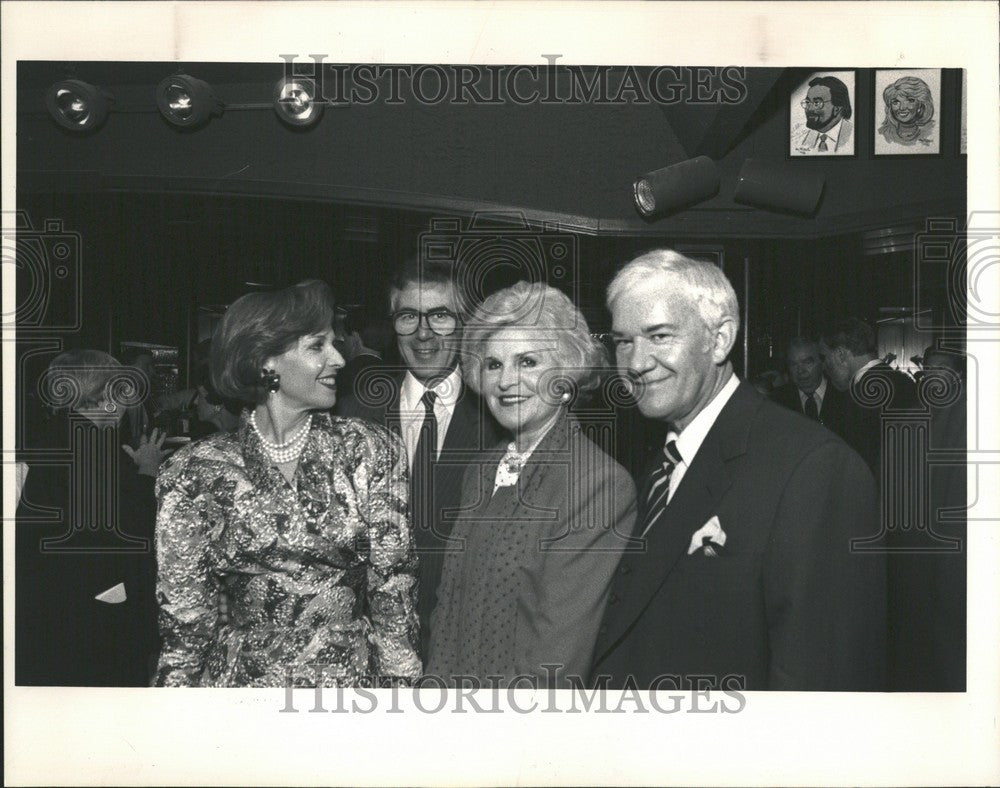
[156, 74, 223, 129]
[45, 79, 114, 133]
[633, 156, 720, 218]
[273, 76, 325, 128]
[734, 158, 825, 216]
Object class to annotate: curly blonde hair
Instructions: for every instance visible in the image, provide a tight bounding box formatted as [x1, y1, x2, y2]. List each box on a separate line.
[461, 281, 607, 397]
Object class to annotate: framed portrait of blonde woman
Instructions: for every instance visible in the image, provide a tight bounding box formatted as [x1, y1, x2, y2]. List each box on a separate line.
[873, 68, 942, 155]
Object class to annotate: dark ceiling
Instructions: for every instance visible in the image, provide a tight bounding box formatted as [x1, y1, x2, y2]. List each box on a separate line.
[17, 62, 966, 238]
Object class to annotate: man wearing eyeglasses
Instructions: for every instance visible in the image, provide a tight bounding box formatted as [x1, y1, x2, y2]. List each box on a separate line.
[337, 257, 501, 657]
[791, 75, 854, 156]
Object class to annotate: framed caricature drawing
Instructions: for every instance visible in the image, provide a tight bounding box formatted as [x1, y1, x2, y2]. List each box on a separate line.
[874, 68, 942, 155]
[959, 68, 967, 155]
[789, 70, 856, 157]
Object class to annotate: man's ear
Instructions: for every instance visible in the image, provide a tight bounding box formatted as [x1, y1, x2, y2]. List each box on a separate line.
[710, 316, 738, 364]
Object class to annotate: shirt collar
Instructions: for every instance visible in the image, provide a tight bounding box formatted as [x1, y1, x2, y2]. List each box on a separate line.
[400, 366, 463, 410]
[852, 358, 882, 385]
[673, 372, 740, 466]
[800, 377, 827, 405]
[812, 118, 843, 148]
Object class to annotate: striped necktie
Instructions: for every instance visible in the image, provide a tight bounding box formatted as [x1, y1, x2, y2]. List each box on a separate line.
[639, 439, 682, 537]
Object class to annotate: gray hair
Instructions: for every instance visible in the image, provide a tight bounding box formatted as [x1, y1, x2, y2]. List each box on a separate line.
[46, 349, 122, 408]
[462, 281, 608, 396]
[606, 249, 739, 329]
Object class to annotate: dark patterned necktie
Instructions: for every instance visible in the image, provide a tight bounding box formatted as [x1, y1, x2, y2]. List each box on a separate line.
[409, 390, 438, 527]
[804, 393, 819, 421]
[639, 439, 682, 537]
[818, 133, 829, 152]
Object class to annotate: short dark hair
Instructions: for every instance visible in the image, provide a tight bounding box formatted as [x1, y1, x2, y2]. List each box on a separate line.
[821, 317, 876, 357]
[387, 257, 465, 315]
[211, 279, 336, 404]
[808, 76, 852, 120]
[787, 335, 820, 355]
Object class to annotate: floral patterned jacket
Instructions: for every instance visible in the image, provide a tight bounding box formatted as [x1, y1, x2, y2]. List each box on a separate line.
[153, 411, 420, 687]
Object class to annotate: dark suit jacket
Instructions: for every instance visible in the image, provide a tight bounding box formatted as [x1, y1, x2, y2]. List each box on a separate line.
[771, 380, 847, 439]
[841, 363, 918, 477]
[887, 396, 966, 691]
[427, 415, 637, 686]
[591, 381, 886, 691]
[15, 413, 159, 686]
[336, 367, 502, 656]
[335, 352, 384, 407]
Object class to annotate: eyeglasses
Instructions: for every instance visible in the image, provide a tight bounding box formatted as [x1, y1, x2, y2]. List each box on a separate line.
[800, 99, 828, 109]
[391, 309, 459, 336]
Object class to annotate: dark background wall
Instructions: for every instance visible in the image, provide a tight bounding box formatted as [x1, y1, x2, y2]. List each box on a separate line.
[15, 62, 966, 402]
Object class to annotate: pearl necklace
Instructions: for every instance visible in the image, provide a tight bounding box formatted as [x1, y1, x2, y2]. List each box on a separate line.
[250, 410, 312, 464]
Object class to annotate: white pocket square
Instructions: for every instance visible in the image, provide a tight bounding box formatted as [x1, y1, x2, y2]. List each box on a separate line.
[687, 516, 727, 556]
[95, 582, 127, 604]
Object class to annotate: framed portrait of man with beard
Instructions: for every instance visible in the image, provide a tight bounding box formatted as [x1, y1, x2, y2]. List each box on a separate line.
[789, 70, 856, 157]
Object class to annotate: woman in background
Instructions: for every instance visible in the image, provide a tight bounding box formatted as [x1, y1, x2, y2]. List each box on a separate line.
[427, 281, 637, 687]
[154, 279, 420, 687]
[16, 349, 166, 685]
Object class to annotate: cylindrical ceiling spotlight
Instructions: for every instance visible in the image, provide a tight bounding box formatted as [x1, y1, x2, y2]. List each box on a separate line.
[734, 158, 825, 216]
[156, 74, 223, 129]
[273, 77, 324, 128]
[633, 156, 720, 218]
[45, 80, 113, 133]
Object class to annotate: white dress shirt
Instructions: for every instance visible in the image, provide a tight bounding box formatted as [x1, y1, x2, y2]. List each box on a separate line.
[794, 117, 852, 154]
[665, 373, 740, 505]
[398, 367, 462, 468]
[798, 377, 827, 414]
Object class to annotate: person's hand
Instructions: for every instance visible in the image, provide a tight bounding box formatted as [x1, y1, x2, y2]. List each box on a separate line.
[124, 428, 169, 477]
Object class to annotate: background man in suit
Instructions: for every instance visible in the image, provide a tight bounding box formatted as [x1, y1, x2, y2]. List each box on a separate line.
[336, 257, 501, 655]
[771, 336, 846, 437]
[819, 317, 917, 475]
[821, 321, 962, 691]
[792, 75, 854, 155]
[591, 249, 885, 691]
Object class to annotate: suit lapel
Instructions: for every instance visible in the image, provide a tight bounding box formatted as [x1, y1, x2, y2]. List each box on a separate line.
[441, 384, 478, 454]
[600, 383, 760, 653]
[480, 415, 569, 524]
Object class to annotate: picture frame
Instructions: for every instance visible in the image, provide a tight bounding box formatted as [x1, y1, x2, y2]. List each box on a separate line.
[873, 68, 942, 156]
[959, 68, 967, 155]
[788, 70, 857, 158]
